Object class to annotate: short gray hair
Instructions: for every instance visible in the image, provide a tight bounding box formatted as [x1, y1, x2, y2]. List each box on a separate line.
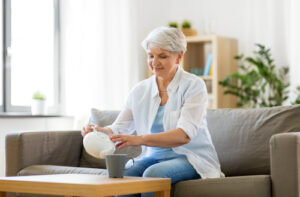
[141, 26, 187, 54]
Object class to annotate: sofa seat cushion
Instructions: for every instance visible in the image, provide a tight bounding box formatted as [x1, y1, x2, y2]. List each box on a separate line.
[18, 165, 107, 176]
[172, 175, 270, 197]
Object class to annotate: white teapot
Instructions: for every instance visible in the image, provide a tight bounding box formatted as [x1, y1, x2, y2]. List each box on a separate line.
[83, 128, 116, 159]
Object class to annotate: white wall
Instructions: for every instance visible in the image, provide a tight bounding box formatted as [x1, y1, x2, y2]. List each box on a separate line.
[133, 0, 292, 81]
[60, 0, 297, 115]
[290, 0, 300, 89]
[0, 117, 74, 176]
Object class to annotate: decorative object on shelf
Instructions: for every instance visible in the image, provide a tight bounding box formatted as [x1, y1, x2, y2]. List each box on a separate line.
[219, 44, 300, 108]
[181, 20, 197, 36]
[168, 22, 178, 28]
[182, 20, 191, 28]
[203, 53, 213, 76]
[31, 91, 47, 115]
[190, 68, 203, 76]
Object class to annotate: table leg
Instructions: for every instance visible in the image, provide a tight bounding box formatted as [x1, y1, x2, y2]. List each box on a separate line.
[155, 190, 170, 197]
[0, 192, 6, 197]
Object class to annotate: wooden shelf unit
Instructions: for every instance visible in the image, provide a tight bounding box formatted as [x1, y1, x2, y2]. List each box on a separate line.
[182, 35, 238, 108]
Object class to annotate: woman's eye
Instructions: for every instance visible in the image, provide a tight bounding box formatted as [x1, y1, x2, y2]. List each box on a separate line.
[160, 56, 167, 59]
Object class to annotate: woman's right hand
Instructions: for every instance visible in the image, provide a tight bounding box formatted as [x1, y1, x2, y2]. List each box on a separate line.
[81, 124, 100, 137]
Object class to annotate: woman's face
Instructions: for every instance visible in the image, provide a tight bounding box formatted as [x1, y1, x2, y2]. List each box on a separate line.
[147, 47, 183, 79]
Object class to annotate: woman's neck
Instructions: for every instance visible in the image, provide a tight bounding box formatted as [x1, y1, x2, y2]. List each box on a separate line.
[156, 79, 170, 92]
[156, 67, 178, 91]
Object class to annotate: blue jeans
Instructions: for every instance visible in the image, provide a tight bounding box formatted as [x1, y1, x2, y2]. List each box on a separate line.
[118, 155, 201, 197]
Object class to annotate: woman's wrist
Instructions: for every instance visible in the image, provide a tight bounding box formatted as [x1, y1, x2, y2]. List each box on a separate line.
[96, 126, 113, 136]
[140, 135, 148, 146]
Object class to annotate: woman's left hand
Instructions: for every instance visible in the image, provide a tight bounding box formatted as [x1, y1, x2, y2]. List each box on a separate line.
[110, 134, 143, 149]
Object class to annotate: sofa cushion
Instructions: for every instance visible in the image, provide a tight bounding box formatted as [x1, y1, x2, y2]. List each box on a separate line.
[79, 108, 142, 168]
[172, 175, 271, 197]
[89, 108, 120, 126]
[18, 165, 107, 176]
[207, 104, 300, 176]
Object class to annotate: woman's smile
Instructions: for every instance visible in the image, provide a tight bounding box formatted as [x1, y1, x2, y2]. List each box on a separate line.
[153, 67, 163, 72]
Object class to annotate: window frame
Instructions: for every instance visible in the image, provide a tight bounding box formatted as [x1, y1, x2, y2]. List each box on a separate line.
[2, 0, 61, 114]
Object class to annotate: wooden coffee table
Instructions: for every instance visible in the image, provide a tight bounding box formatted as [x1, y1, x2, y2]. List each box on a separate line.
[0, 174, 171, 197]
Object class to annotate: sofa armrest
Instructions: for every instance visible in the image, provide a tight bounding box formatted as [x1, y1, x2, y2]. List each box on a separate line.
[270, 132, 300, 197]
[5, 130, 83, 176]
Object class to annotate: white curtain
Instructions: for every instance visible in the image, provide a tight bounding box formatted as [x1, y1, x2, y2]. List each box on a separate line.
[239, 0, 299, 101]
[239, 0, 290, 66]
[290, 0, 300, 90]
[60, 0, 140, 123]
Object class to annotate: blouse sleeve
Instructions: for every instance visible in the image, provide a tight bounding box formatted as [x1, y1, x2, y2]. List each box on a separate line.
[106, 89, 135, 135]
[176, 78, 208, 139]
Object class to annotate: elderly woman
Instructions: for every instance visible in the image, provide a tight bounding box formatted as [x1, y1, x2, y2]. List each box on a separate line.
[82, 27, 223, 194]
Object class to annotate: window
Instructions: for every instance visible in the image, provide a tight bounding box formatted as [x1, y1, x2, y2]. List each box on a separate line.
[0, 0, 3, 111]
[2, 0, 60, 113]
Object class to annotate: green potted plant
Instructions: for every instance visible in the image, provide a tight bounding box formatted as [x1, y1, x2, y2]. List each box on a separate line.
[168, 22, 178, 28]
[181, 20, 197, 36]
[182, 20, 192, 28]
[219, 44, 300, 108]
[31, 91, 47, 115]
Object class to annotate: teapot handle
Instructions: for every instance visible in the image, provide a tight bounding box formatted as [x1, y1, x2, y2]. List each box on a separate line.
[124, 157, 135, 170]
[91, 125, 97, 132]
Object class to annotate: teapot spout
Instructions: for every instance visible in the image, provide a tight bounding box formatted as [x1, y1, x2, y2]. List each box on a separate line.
[99, 147, 115, 159]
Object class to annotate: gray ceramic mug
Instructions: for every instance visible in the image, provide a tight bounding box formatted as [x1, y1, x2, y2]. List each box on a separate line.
[105, 154, 135, 178]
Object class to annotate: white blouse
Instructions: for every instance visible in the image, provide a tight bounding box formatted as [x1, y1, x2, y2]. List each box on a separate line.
[107, 66, 224, 178]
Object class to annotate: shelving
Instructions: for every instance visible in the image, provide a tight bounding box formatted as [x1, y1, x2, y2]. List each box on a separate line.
[182, 35, 238, 108]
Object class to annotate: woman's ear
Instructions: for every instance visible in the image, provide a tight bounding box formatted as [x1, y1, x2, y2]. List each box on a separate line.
[176, 52, 184, 64]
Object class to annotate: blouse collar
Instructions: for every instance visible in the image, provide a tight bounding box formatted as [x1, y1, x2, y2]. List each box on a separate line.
[151, 65, 183, 98]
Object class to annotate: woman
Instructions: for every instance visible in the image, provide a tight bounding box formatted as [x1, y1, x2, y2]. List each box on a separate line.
[82, 26, 223, 195]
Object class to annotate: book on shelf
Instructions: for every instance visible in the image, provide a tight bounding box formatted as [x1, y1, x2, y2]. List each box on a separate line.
[209, 62, 213, 76]
[203, 53, 213, 76]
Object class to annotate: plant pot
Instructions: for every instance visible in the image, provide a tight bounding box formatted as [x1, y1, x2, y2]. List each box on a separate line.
[31, 99, 47, 115]
[181, 28, 197, 36]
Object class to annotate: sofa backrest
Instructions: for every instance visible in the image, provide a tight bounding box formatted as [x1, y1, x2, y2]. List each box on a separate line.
[208, 104, 300, 176]
[81, 105, 300, 176]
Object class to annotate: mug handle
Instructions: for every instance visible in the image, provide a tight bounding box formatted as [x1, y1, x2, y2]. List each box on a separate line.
[124, 157, 135, 170]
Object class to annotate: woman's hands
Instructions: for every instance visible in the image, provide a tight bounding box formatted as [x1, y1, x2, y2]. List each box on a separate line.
[81, 124, 113, 137]
[82, 126, 190, 149]
[110, 134, 144, 149]
[109, 129, 190, 149]
[82, 124, 143, 149]
[81, 124, 97, 137]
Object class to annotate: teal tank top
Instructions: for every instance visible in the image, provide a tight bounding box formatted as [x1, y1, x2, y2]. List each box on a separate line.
[149, 105, 182, 159]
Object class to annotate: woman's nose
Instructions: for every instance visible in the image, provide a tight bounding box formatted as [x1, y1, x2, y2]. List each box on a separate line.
[153, 57, 160, 67]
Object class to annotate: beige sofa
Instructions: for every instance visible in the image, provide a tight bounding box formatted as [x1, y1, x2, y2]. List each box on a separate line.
[5, 105, 300, 197]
